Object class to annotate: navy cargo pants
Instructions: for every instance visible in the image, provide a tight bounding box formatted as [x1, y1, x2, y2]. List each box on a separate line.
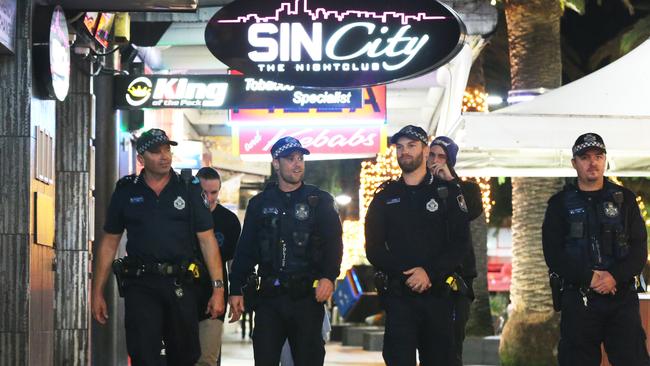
[559, 288, 650, 366]
[124, 275, 201, 366]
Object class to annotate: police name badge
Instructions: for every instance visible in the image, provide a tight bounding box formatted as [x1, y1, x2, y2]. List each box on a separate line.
[426, 198, 439, 212]
[457, 194, 468, 213]
[604, 202, 619, 217]
[174, 196, 186, 210]
[295, 203, 310, 221]
[263, 207, 279, 215]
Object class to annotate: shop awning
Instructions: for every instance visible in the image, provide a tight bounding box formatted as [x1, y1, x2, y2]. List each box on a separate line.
[445, 39, 650, 177]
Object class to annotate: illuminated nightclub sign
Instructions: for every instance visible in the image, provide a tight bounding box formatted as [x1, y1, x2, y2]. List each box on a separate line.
[205, 0, 465, 87]
[113, 74, 362, 109]
[235, 123, 386, 159]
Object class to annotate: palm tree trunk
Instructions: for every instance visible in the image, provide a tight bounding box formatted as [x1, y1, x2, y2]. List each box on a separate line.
[466, 211, 494, 336]
[504, 0, 563, 90]
[499, 1, 565, 365]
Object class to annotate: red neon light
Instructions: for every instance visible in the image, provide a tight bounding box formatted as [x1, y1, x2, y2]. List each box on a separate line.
[217, 0, 447, 25]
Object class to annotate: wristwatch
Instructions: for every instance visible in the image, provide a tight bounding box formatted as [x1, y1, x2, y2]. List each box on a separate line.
[212, 279, 224, 289]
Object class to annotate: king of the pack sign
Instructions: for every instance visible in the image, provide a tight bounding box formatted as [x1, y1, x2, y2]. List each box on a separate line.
[205, 0, 466, 88]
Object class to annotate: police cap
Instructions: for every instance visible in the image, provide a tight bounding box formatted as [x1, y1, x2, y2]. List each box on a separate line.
[136, 128, 178, 155]
[390, 125, 428, 145]
[572, 133, 606, 157]
[270, 136, 310, 159]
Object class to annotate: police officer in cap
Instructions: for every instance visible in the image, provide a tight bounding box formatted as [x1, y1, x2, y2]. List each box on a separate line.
[365, 125, 471, 366]
[92, 128, 226, 366]
[228, 136, 343, 366]
[428, 135, 484, 366]
[543, 132, 649, 365]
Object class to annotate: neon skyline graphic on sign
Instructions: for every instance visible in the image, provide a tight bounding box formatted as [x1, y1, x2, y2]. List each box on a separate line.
[205, 0, 465, 88]
[217, 0, 447, 26]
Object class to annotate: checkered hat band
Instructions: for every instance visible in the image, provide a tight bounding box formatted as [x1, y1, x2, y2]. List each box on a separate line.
[273, 142, 302, 158]
[412, 131, 427, 143]
[400, 129, 427, 144]
[137, 135, 169, 154]
[573, 141, 606, 155]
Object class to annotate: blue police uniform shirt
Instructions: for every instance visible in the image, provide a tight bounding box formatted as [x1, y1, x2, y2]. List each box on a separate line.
[229, 182, 343, 296]
[103, 170, 214, 264]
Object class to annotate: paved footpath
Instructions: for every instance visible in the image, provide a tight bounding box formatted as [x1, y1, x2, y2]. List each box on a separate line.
[221, 320, 385, 365]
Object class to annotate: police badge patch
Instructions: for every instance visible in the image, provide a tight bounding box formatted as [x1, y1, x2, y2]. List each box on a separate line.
[294, 203, 310, 220]
[604, 201, 619, 217]
[174, 196, 186, 210]
[426, 198, 439, 212]
[456, 194, 468, 213]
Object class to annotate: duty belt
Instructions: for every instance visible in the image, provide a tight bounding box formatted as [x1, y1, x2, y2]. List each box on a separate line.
[374, 271, 463, 297]
[112, 257, 201, 298]
[113, 257, 200, 278]
[563, 279, 636, 294]
[258, 274, 317, 299]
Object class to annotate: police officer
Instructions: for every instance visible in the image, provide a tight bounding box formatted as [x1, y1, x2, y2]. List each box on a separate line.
[91, 128, 226, 366]
[428, 136, 484, 366]
[195, 167, 242, 366]
[228, 136, 343, 366]
[365, 125, 471, 366]
[543, 132, 649, 366]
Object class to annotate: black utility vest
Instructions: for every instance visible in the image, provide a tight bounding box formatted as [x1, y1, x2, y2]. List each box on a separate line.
[563, 181, 629, 271]
[257, 184, 321, 276]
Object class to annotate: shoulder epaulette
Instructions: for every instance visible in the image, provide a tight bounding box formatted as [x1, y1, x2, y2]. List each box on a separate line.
[116, 174, 137, 188]
[374, 179, 396, 195]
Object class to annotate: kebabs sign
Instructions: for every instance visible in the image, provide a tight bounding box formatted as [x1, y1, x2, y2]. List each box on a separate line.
[205, 0, 466, 88]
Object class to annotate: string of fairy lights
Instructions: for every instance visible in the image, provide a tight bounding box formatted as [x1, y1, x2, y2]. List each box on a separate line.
[462, 89, 488, 113]
[460, 176, 493, 223]
[359, 145, 401, 218]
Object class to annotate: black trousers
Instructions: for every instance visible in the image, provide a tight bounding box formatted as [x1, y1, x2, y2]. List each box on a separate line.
[253, 294, 325, 366]
[381, 293, 454, 366]
[559, 288, 650, 366]
[451, 291, 472, 366]
[124, 275, 201, 366]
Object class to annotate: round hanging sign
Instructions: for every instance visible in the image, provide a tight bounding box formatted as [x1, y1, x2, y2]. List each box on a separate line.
[205, 0, 466, 88]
